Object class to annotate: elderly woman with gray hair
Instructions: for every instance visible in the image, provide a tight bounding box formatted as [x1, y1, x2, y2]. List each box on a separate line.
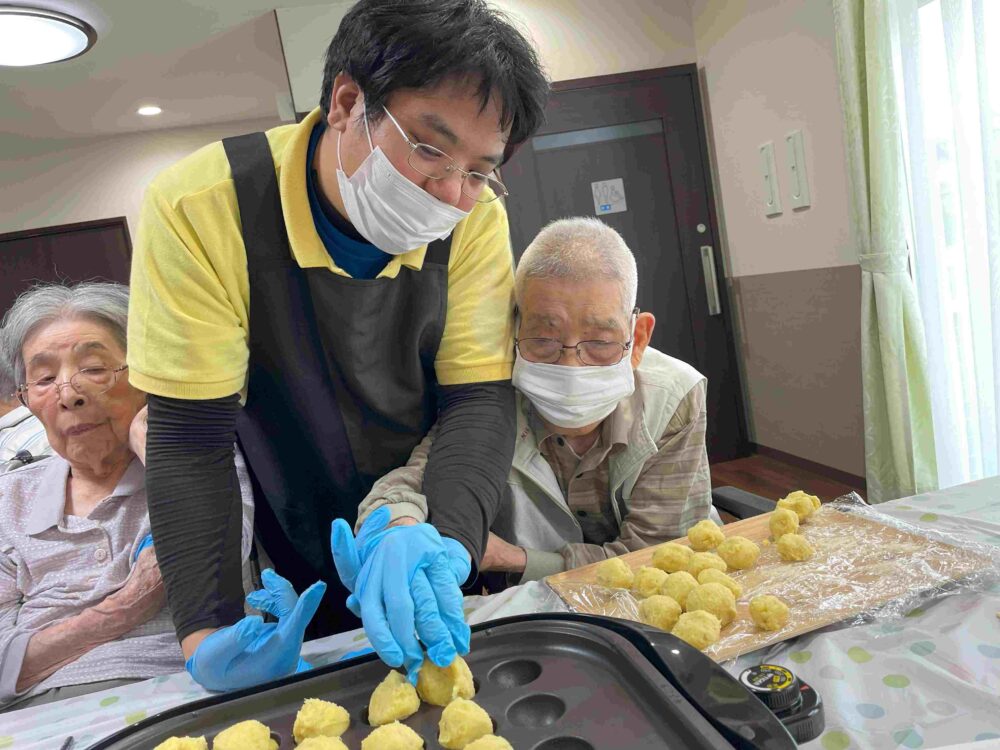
[0, 282, 255, 711]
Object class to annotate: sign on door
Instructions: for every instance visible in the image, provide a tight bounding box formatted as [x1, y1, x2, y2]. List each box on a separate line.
[591, 178, 627, 215]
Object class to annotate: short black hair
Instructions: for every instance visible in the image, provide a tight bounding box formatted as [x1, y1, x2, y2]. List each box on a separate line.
[320, 0, 549, 161]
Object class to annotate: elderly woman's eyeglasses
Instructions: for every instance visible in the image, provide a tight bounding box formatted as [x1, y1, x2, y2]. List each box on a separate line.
[382, 107, 509, 204]
[17, 364, 128, 407]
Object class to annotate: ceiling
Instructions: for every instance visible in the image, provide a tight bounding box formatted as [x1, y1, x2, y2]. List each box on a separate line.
[1, 0, 356, 142]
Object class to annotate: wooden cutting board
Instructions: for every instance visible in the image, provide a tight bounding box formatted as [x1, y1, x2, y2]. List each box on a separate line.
[544, 506, 995, 662]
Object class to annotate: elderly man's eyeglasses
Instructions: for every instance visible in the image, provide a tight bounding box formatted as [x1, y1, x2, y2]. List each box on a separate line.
[17, 364, 128, 407]
[517, 310, 639, 366]
[382, 107, 509, 204]
[516, 338, 633, 366]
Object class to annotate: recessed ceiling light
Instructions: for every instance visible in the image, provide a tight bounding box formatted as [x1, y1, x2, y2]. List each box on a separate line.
[137, 105, 162, 116]
[0, 6, 97, 67]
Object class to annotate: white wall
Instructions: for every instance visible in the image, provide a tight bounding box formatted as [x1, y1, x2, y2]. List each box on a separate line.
[693, 0, 856, 278]
[0, 116, 283, 241]
[499, 0, 695, 82]
[278, 0, 696, 114]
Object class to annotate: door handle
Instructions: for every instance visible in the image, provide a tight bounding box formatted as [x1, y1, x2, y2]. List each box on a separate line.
[700, 245, 722, 316]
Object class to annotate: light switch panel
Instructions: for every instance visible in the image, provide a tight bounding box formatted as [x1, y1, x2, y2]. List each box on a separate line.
[785, 130, 811, 209]
[759, 141, 782, 217]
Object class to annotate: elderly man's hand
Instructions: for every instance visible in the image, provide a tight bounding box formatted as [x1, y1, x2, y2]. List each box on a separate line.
[480, 532, 527, 573]
[129, 404, 148, 464]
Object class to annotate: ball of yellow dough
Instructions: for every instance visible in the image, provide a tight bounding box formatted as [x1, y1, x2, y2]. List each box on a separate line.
[638, 594, 683, 631]
[716, 536, 760, 571]
[361, 721, 423, 750]
[687, 552, 727, 577]
[438, 698, 494, 750]
[651, 542, 694, 573]
[770, 507, 800, 539]
[777, 490, 820, 521]
[595, 556, 634, 588]
[685, 582, 737, 626]
[417, 654, 476, 706]
[671, 610, 722, 650]
[465, 736, 515, 750]
[687, 519, 725, 551]
[212, 720, 277, 750]
[631, 565, 669, 599]
[697, 568, 743, 599]
[662, 570, 699, 608]
[777, 533, 814, 562]
[294, 698, 350, 743]
[750, 594, 790, 631]
[298, 738, 349, 750]
[368, 670, 420, 726]
[155, 738, 207, 750]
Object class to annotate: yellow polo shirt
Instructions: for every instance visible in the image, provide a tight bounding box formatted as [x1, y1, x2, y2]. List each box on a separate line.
[127, 108, 515, 400]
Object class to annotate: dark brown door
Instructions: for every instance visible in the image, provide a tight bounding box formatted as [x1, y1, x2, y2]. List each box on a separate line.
[0, 218, 132, 317]
[501, 65, 748, 461]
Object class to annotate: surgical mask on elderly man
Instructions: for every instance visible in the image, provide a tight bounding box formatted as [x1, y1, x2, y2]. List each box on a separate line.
[336, 103, 470, 255]
[512, 323, 637, 429]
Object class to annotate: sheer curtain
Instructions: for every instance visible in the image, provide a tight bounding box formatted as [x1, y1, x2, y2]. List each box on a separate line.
[897, 0, 1000, 488]
[833, 0, 939, 503]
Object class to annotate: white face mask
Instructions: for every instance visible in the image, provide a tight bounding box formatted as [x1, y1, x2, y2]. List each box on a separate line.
[335, 105, 470, 255]
[512, 346, 636, 430]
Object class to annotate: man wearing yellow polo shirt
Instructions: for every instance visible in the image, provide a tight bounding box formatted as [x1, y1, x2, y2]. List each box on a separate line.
[128, 0, 548, 691]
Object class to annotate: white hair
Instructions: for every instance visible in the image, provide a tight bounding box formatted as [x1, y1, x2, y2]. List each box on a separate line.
[514, 217, 638, 319]
[0, 282, 130, 393]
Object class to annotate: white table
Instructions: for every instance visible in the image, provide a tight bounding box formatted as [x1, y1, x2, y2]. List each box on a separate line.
[3, 481, 999, 749]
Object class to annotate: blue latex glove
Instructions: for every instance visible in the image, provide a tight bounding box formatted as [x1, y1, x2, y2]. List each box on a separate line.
[186, 568, 325, 692]
[331, 507, 471, 684]
[132, 533, 154, 563]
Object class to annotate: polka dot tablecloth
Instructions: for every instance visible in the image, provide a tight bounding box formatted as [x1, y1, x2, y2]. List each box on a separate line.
[1, 481, 998, 749]
[0, 580, 565, 749]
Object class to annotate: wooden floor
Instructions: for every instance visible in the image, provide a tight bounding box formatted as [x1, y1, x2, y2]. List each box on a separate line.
[710, 453, 866, 505]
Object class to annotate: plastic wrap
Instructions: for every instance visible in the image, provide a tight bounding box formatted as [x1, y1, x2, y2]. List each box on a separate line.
[545, 494, 1000, 661]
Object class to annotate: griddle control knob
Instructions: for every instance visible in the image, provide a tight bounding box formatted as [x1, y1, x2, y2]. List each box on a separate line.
[739, 664, 825, 745]
[739, 664, 799, 712]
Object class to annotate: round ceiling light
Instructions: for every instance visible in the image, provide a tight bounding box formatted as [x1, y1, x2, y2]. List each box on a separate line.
[137, 105, 162, 116]
[0, 6, 97, 67]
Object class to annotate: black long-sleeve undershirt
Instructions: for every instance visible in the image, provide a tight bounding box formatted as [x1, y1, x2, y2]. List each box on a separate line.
[145, 394, 244, 642]
[424, 380, 516, 562]
[146, 381, 515, 642]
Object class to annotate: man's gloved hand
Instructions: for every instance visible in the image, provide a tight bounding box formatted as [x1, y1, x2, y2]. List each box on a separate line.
[331, 507, 471, 684]
[186, 568, 325, 692]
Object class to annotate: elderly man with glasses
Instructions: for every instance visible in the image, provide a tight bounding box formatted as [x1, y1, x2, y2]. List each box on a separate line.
[354, 217, 713, 583]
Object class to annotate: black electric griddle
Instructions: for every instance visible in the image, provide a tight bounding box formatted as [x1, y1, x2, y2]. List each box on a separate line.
[90, 614, 796, 749]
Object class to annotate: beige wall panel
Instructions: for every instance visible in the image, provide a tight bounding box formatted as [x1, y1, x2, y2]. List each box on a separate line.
[733, 265, 864, 476]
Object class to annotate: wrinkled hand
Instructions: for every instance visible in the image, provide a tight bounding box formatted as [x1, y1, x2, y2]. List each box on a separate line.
[186, 569, 325, 692]
[129, 405, 148, 465]
[331, 507, 471, 684]
[480, 532, 527, 573]
[91, 546, 166, 634]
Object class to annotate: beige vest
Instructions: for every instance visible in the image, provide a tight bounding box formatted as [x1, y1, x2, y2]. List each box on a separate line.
[493, 347, 705, 552]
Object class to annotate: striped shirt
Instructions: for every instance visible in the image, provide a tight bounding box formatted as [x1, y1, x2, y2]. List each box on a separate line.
[0, 452, 255, 707]
[0, 407, 51, 472]
[357, 374, 712, 577]
[534, 379, 711, 570]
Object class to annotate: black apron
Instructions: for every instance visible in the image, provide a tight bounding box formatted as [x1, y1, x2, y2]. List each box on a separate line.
[222, 132, 451, 637]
